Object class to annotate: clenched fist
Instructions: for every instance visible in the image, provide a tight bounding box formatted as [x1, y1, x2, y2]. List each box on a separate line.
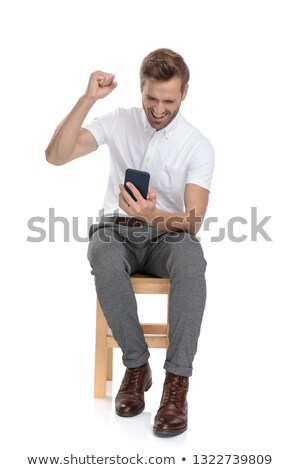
[84, 70, 117, 100]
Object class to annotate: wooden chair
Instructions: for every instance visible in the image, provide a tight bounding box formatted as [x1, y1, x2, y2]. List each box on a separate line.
[94, 273, 170, 398]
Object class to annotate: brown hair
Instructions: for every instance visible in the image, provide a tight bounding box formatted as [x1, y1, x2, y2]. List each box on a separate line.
[140, 48, 190, 93]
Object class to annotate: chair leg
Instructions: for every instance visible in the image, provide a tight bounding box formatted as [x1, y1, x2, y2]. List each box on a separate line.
[107, 348, 113, 381]
[94, 299, 108, 398]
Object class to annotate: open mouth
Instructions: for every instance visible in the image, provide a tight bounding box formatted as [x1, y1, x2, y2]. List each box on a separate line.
[151, 111, 168, 120]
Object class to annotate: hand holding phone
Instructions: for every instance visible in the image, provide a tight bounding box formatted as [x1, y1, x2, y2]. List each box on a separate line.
[124, 169, 150, 201]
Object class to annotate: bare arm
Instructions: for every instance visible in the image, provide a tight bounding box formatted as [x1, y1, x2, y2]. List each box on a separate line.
[45, 71, 117, 165]
[119, 182, 209, 235]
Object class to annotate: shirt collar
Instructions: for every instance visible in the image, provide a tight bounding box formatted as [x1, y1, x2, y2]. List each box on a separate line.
[141, 108, 182, 138]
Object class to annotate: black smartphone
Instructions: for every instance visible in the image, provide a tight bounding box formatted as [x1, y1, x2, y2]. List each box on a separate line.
[124, 169, 150, 201]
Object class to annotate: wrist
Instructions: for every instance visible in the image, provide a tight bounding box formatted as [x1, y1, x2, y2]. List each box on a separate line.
[148, 208, 163, 226]
[80, 94, 98, 107]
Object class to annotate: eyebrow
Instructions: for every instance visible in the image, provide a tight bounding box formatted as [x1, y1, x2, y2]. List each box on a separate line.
[146, 95, 176, 104]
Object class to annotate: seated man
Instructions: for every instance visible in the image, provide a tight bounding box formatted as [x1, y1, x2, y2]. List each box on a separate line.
[45, 48, 214, 437]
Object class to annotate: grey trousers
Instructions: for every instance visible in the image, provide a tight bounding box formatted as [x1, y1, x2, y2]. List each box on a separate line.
[87, 221, 207, 377]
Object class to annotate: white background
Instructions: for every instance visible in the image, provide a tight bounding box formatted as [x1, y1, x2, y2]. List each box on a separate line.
[1, 0, 299, 468]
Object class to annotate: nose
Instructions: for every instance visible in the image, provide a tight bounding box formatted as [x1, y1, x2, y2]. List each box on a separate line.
[153, 102, 165, 115]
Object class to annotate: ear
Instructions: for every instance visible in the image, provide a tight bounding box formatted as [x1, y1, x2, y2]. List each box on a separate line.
[181, 83, 189, 101]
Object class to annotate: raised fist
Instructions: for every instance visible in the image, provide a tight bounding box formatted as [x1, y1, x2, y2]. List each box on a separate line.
[84, 70, 117, 100]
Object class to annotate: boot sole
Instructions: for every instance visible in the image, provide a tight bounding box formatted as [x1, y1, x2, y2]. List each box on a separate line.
[115, 378, 152, 418]
[153, 425, 187, 437]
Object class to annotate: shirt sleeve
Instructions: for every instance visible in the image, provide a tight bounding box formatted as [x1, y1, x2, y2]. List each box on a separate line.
[82, 109, 117, 147]
[185, 138, 215, 192]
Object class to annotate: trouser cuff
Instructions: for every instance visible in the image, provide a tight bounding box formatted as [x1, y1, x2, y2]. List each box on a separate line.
[164, 360, 193, 377]
[123, 350, 150, 369]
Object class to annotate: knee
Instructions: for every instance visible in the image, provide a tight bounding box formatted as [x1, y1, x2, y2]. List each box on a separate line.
[165, 232, 207, 276]
[87, 233, 125, 271]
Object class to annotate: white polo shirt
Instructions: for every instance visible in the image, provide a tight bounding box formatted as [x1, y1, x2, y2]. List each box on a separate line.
[83, 107, 214, 217]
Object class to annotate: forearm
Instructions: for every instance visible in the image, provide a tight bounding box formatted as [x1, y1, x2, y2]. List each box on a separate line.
[45, 95, 97, 165]
[147, 208, 203, 235]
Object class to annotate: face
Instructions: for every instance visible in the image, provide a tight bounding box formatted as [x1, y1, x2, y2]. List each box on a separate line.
[141, 76, 188, 130]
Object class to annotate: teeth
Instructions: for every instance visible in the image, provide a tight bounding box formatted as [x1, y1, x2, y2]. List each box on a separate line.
[152, 112, 166, 119]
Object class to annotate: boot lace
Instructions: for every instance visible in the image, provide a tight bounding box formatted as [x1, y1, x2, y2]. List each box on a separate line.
[121, 367, 144, 395]
[161, 376, 188, 408]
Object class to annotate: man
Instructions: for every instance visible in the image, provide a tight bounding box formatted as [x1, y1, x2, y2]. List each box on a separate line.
[46, 48, 214, 437]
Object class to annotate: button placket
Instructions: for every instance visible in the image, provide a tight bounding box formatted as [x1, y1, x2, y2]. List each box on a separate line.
[141, 132, 161, 172]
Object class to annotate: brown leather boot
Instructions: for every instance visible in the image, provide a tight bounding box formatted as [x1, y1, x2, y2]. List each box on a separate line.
[154, 371, 189, 436]
[115, 361, 152, 417]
